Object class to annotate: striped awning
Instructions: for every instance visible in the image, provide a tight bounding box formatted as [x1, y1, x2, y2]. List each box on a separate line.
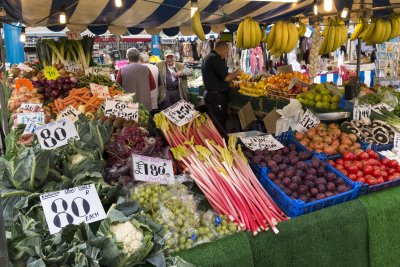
[1, 0, 400, 36]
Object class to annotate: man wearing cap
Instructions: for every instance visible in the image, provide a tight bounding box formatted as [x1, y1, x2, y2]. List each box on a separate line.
[201, 41, 241, 131]
[156, 50, 193, 109]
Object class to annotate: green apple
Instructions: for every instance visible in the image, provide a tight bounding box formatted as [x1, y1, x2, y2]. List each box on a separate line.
[330, 102, 339, 110]
[322, 95, 332, 103]
[322, 102, 330, 110]
[316, 101, 324, 109]
[309, 100, 316, 107]
[332, 95, 341, 103]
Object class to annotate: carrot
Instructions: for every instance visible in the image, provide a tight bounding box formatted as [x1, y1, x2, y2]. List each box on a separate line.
[63, 99, 75, 105]
[73, 96, 88, 104]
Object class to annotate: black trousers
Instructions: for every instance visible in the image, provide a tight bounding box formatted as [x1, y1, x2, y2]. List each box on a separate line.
[204, 91, 228, 132]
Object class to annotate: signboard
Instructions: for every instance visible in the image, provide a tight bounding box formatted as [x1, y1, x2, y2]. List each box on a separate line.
[66, 31, 82, 40]
[17, 112, 45, 125]
[132, 154, 174, 184]
[85, 67, 114, 76]
[40, 184, 106, 234]
[161, 100, 197, 127]
[294, 110, 320, 133]
[63, 61, 82, 73]
[353, 104, 371, 120]
[20, 103, 43, 111]
[89, 83, 110, 98]
[240, 135, 284, 151]
[104, 100, 139, 121]
[372, 103, 394, 114]
[58, 105, 81, 122]
[44, 66, 59, 80]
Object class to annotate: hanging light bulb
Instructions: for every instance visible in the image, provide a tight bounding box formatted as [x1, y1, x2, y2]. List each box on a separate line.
[191, 0, 198, 17]
[341, 7, 349, 18]
[59, 11, 66, 24]
[314, 3, 318, 15]
[20, 27, 26, 43]
[115, 0, 122, 8]
[324, 0, 332, 12]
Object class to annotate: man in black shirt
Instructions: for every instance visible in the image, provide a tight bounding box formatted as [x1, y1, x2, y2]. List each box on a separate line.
[201, 41, 240, 131]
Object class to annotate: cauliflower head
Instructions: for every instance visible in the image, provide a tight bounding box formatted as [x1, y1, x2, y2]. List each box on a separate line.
[111, 221, 144, 254]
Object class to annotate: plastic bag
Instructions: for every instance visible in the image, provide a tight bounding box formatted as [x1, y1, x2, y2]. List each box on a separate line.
[276, 99, 304, 135]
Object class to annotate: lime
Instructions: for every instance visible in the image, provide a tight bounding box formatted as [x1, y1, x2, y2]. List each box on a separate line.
[330, 102, 339, 110]
[322, 95, 332, 103]
[309, 100, 316, 107]
[332, 95, 341, 103]
[315, 94, 322, 102]
[316, 101, 324, 109]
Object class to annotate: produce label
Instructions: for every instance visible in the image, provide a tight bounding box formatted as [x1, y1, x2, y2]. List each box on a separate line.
[162, 100, 198, 127]
[86, 67, 114, 76]
[372, 103, 394, 113]
[17, 112, 45, 125]
[44, 66, 59, 80]
[132, 154, 175, 184]
[23, 120, 44, 135]
[59, 105, 81, 122]
[66, 31, 82, 40]
[36, 117, 80, 150]
[394, 132, 400, 151]
[40, 184, 106, 234]
[240, 135, 284, 151]
[89, 83, 110, 98]
[63, 61, 82, 73]
[294, 110, 320, 133]
[20, 103, 43, 111]
[353, 104, 371, 120]
[104, 100, 139, 122]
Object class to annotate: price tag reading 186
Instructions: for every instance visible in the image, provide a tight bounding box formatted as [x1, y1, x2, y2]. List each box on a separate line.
[104, 100, 139, 122]
[162, 100, 197, 127]
[40, 184, 106, 234]
[240, 135, 284, 151]
[132, 154, 175, 184]
[294, 110, 320, 133]
[353, 105, 371, 120]
[35, 117, 80, 150]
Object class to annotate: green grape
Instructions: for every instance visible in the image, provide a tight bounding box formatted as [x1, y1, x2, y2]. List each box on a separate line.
[179, 244, 185, 250]
[206, 232, 213, 239]
[185, 243, 192, 250]
[186, 238, 194, 245]
[222, 225, 227, 231]
[228, 225, 237, 232]
[224, 230, 231, 235]
[175, 218, 183, 226]
[198, 228, 204, 235]
[179, 236, 186, 244]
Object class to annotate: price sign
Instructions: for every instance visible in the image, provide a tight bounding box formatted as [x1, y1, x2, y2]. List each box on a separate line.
[35, 117, 80, 150]
[20, 103, 43, 111]
[66, 31, 82, 40]
[104, 100, 138, 121]
[132, 154, 175, 184]
[394, 132, 400, 151]
[23, 120, 44, 135]
[353, 104, 371, 120]
[44, 66, 59, 80]
[240, 135, 284, 151]
[17, 63, 33, 72]
[372, 103, 394, 114]
[162, 100, 197, 127]
[40, 184, 106, 234]
[63, 61, 82, 73]
[58, 105, 81, 122]
[17, 112, 45, 125]
[294, 110, 320, 133]
[288, 77, 299, 89]
[89, 83, 110, 98]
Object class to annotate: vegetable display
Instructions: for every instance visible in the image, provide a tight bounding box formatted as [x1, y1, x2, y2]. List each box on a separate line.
[296, 83, 342, 111]
[32, 73, 78, 101]
[342, 118, 395, 145]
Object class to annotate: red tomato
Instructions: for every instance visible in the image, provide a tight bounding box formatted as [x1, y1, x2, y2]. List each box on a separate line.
[381, 158, 391, 167]
[354, 161, 363, 170]
[393, 173, 400, 179]
[373, 169, 382, 178]
[348, 174, 357, 181]
[356, 170, 364, 178]
[336, 158, 344, 165]
[357, 177, 365, 183]
[348, 165, 358, 174]
[389, 168, 397, 175]
[390, 160, 399, 168]
[328, 160, 335, 166]
[343, 152, 355, 161]
[359, 152, 369, 160]
[342, 170, 348, 176]
[388, 175, 398, 181]
[397, 165, 400, 172]
[368, 159, 379, 166]
[367, 149, 379, 159]
[377, 178, 385, 184]
[363, 165, 373, 175]
[344, 161, 353, 169]
[365, 175, 376, 185]
[381, 171, 388, 179]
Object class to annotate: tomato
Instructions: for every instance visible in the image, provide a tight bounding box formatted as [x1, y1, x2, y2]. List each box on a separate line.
[365, 175, 376, 185]
[373, 169, 382, 178]
[381, 158, 391, 167]
[356, 170, 364, 178]
[348, 174, 357, 181]
[393, 173, 400, 179]
[390, 160, 399, 168]
[359, 152, 369, 160]
[397, 165, 400, 172]
[328, 160, 335, 166]
[367, 149, 379, 159]
[381, 171, 388, 179]
[389, 168, 397, 175]
[377, 178, 385, 184]
[357, 177, 365, 183]
[363, 165, 373, 175]
[342, 170, 348, 176]
[344, 161, 353, 169]
[336, 158, 344, 165]
[368, 159, 379, 166]
[388, 175, 399, 181]
[354, 160, 363, 170]
[343, 152, 355, 161]
[348, 165, 358, 174]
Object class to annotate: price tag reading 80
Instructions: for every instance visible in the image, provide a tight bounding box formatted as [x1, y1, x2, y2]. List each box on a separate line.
[132, 154, 175, 184]
[35, 117, 80, 150]
[294, 110, 320, 133]
[162, 100, 197, 127]
[40, 184, 106, 234]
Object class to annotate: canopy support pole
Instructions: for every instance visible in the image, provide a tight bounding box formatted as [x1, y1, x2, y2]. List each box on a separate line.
[356, 0, 365, 76]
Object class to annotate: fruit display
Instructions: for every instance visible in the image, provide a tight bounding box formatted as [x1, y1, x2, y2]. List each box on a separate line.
[329, 150, 400, 185]
[297, 22, 307, 37]
[360, 16, 400, 45]
[267, 21, 300, 57]
[319, 17, 347, 55]
[236, 17, 263, 49]
[296, 83, 342, 111]
[191, 10, 205, 41]
[295, 123, 362, 155]
[341, 118, 395, 145]
[265, 72, 310, 98]
[350, 17, 368, 41]
[309, 23, 321, 78]
[239, 77, 267, 97]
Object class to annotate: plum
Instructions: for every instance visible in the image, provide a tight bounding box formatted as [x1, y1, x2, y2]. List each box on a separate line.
[335, 178, 345, 186]
[283, 189, 292, 195]
[296, 161, 307, 170]
[312, 158, 321, 168]
[291, 191, 299, 199]
[304, 180, 315, 189]
[285, 168, 296, 178]
[279, 163, 288, 171]
[326, 182, 336, 191]
[255, 150, 263, 156]
[296, 170, 305, 178]
[282, 147, 290, 155]
[316, 193, 326, 200]
[289, 151, 298, 156]
[273, 155, 283, 164]
[299, 195, 308, 202]
[307, 168, 317, 175]
[310, 187, 319, 196]
[289, 156, 299, 166]
[268, 160, 278, 168]
[276, 150, 283, 156]
[337, 185, 348, 193]
[278, 171, 286, 179]
[316, 178, 327, 185]
[268, 173, 276, 180]
[317, 167, 326, 176]
[325, 191, 334, 197]
[282, 177, 291, 187]
[272, 167, 280, 174]
[317, 184, 327, 193]
[291, 175, 302, 185]
[252, 155, 264, 164]
[273, 179, 282, 186]
[305, 174, 315, 181]
[288, 144, 297, 152]
[299, 151, 312, 160]
[263, 149, 271, 156]
[289, 183, 298, 191]
[283, 157, 290, 165]
[325, 172, 336, 182]
[298, 185, 309, 195]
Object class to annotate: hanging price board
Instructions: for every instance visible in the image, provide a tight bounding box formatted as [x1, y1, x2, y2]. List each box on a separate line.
[240, 135, 284, 151]
[104, 100, 139, 121]
[20, 103, 43, 111]
[63, 61, 82, 73]
[394, 132, 400, 151]
[44, 66, 59, 80]
[35, 117, 80, 150]
[66, 31, 82, 40]
[132, 154, 175, 184]
[294, 110, 320, 133]
[58, 105, 81, 122]
[89, 83, 110, 98]
[162, 100, 197, 127]
[372, 103, 394, 114]
[40, 184, 106, 234]
[17, 112, 45, 125]
[353, 104, 371, 120]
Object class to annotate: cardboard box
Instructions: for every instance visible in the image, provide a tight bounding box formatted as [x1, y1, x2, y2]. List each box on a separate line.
[277, 65, 293, 73]
[238, 102, 256, 130]
[263, 107, 281, 134]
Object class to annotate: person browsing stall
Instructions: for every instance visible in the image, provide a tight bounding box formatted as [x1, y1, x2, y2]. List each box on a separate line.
[201, 41, 241, 131]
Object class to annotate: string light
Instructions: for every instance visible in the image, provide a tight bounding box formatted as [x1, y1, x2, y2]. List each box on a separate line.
[191, 0, 198, 17]
[20, 27, 26, 43]
[341, 7, 349, 18]
[324, 0, 333, 12]
[115, 0, 122, 8]
[59, 11, 66, 24]
[314, 1, 318, 16]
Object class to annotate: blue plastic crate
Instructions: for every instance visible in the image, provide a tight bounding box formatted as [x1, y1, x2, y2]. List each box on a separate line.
[360, 142, 393, 152]
[259, 164, 360, 217]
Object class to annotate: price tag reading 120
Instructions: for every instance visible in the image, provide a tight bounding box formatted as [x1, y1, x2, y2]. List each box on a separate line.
[40, 184, 106, 234]
[35, 117, 80, 150]
[132, 154, 175, 185]
[353, 104, 371, 120]
[162, 100, 197, 126]
[294, 110, 320, 133]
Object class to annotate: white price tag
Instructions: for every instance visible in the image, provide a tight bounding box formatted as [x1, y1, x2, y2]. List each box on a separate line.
[63, 61, 82, 73]
[17, 112, 45, 125]
[66, 31, 82, 40]
[89, 83, 110, 98]
[40, 184, 106, 234]
[35, 117, 80, 150]
[372, 103, 394, 114]
[240, 135, 284, 151]
[353, 105, 371, 120]
[132, 154, 175, 184]
[104, 100, 138, 121]
[23, 120, 44, 135]
[58, 105, 81, 122]
[161, 100, 197, 127]
[294, 110, 320, 133]
[17, 63, 33, 72]
[394, 132, 400, 151]
[20, 103, 43, 111]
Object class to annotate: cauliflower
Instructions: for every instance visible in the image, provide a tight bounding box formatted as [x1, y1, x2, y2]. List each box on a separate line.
[111, 221, 144, 254]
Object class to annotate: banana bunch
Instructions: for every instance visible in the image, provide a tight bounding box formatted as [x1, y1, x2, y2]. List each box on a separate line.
[298, 22, 307, 37]
[360, 16, 400, 45]
[191, 10, 205, 41]
[236, 17, 263, 49]
[319, 18, 347, 55]
[350, 17, 367, 41]
[267, 21, 299, 58]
